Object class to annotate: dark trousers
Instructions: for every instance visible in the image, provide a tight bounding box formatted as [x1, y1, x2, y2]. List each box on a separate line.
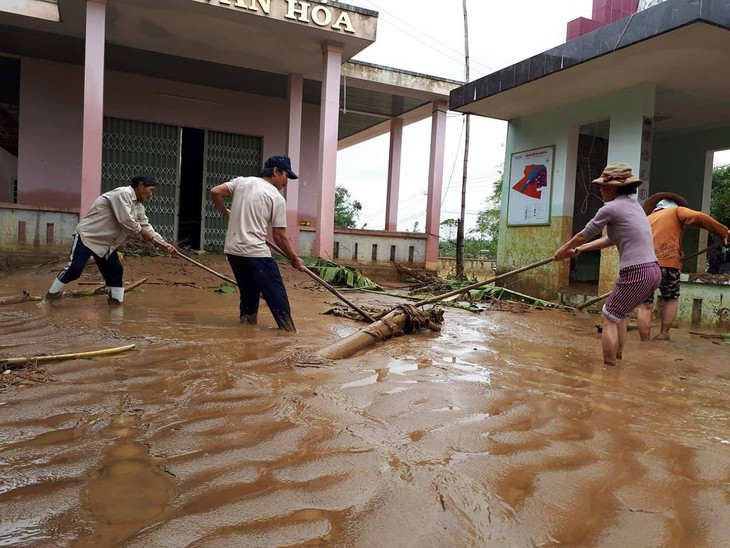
[57, 234, 124, 287]
[226, 255, 294, 330]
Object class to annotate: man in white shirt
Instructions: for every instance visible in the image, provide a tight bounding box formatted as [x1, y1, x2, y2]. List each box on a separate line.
[45, 175, 175, 304]
[210, 155, 305, 331]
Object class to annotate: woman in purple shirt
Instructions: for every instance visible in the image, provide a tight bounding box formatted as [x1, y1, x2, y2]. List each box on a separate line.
[554, 163, 660, 366]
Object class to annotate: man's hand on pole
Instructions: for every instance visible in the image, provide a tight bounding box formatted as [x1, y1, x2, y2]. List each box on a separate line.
[291, 256, 306, 272]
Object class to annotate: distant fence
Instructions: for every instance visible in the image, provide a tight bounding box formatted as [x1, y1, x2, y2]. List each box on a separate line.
[438, 257, 497, 281]
[299, 227, 427, 267]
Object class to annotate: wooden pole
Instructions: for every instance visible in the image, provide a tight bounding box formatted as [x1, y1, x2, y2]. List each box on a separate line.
[456, 0, 471, 280]
[414, 257, 555, 308]
[173, 249, 238, 286]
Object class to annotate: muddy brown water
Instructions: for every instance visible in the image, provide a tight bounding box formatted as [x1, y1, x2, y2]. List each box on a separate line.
[0, 256, 729, 546]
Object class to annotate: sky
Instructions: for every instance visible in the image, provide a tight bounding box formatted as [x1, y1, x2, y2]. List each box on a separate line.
[336, 0, 730, 233]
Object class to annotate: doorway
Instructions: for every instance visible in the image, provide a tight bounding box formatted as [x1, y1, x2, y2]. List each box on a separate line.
[570, 120, 610, 288]
[0, 56, 20, 203]
[102, 119, 262, 249]
[178, 127, 205, 248]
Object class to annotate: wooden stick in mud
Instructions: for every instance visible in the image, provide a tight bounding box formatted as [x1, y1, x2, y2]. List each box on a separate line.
[0, 279, 148, 306]
[265, 240, 376, 323]
[1, 344, 136, 367]
[0, 291, 41, 305]
[413, 257, 555, 308]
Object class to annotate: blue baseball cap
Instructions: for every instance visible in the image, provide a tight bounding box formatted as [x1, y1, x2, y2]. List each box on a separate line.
[264, 155, 298, 179]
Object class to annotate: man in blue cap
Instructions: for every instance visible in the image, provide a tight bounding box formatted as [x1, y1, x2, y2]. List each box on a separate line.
[210, 155, 305, 331]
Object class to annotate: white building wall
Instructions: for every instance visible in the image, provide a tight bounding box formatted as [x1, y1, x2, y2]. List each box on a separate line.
[503, 82, 656, 222]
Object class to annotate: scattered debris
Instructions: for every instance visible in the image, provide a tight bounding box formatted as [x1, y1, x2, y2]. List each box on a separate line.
[318, 305, 444, 360]
[0, 278, 149, 306]
[302, 258, 382, 291]
[324, 304, 390, 323]
[0, 362, 52, 390]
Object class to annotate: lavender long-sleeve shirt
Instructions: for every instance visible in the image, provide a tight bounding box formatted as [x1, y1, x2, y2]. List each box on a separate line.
[578, 195, 657, 269]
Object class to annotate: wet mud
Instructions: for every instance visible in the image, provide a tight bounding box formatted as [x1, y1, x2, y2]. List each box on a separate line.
[1, 255, 729, 546]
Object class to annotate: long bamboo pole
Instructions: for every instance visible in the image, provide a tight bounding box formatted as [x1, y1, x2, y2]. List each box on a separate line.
[1, 344, 136, 367]
[414, 257, 555, 308]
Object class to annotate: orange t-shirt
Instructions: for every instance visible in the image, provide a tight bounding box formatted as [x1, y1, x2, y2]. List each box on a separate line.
[647, 207, 729, 270]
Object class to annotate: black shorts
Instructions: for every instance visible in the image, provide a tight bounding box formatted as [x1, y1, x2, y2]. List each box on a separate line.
[642, 267, 680, 304]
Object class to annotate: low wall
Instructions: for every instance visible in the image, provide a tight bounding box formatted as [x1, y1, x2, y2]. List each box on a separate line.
[438, 257, 497, 281]
[297, 227, 429, 283]
[0, 203, 77, 253]
[299, 227, 427, 266]
[677, 275, 730, 330]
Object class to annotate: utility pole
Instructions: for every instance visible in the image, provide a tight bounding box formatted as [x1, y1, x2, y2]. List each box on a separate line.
[456, 0, 471, 279]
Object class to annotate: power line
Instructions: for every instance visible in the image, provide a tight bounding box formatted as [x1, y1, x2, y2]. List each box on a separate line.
[354, 0, 495, 77]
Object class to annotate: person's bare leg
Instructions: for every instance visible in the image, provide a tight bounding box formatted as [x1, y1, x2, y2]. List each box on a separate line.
[637, 303, 653, 341]
[601, 314, 619, 366]
[656, 298, 678, 340]
[617, 319, 627, 359]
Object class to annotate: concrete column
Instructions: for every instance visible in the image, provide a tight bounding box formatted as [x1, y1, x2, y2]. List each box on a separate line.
[606, 83, 656, 202]
[313, 42, 342, 259]
[286, 72, 303, 252]
[599, 82, 657, 292]
[80, 0, 106, 215]
[385, 117, 403, 232]
[425, 100, 448, 271]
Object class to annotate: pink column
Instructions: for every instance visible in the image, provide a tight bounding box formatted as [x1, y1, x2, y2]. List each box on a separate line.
[384, 117, 403, 232]
[424, 100, 448, 271]
[80, 0, 106, 215]
[286, 73, 303, 252]
[313, 42, 343, 259]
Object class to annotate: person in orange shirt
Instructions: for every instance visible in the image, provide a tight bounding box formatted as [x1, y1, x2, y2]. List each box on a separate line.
[637, 192, 730, 341]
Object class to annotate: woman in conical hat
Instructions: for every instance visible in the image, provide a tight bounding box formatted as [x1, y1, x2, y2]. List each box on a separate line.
[553, 163, 661, 366]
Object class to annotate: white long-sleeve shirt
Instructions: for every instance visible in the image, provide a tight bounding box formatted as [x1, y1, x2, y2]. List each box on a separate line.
[76, 186, 165, 258]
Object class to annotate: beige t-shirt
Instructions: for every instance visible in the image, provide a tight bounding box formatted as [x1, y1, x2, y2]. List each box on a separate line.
[223, 176, 287, 257]
[76, 186, 164, 258]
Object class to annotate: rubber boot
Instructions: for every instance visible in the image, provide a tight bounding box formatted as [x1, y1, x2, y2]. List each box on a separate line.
[108, 286, 124, 306]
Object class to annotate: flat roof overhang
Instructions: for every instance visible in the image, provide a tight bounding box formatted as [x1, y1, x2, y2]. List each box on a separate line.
[338, 62, 461, 149]
[0, 0, 378, 80]
[450, 0, 730, 134]
[0, 0, 457, 145]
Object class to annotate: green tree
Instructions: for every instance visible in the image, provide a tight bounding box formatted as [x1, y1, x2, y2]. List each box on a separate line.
[471, 174, 503, 257]
[334, 186, 362, 229]
[711, 164, 730, 227]
[439, 218, 459, 256]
